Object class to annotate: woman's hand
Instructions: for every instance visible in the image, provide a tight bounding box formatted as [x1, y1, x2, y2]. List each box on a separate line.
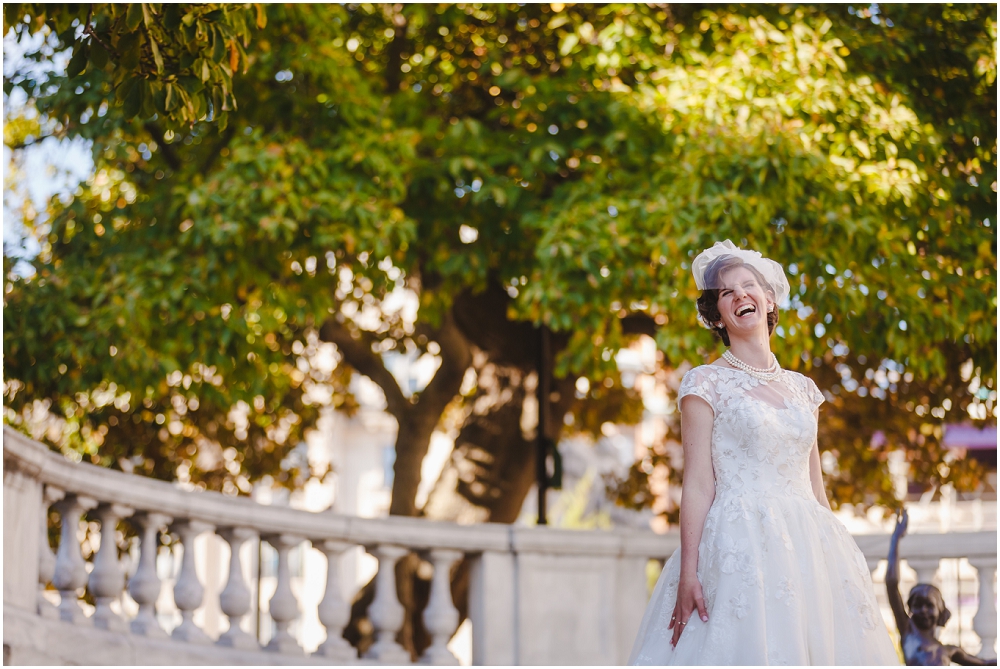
[669, 574, 709, 647]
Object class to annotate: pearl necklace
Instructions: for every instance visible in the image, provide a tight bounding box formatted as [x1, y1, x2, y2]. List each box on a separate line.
[723, 350, 782, 383]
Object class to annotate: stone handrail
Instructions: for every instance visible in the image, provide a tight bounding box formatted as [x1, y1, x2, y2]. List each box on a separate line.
[2, 427, 672, 557]
[3, 426, 996, 664]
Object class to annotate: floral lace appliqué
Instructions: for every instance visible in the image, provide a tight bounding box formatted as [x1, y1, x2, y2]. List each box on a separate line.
[775, 576, 796, 605]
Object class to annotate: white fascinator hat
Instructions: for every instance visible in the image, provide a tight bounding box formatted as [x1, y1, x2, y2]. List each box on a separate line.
[691, 240, 791, 306]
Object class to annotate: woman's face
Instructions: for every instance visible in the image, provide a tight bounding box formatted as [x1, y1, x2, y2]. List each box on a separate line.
[716, 266, 774, 336]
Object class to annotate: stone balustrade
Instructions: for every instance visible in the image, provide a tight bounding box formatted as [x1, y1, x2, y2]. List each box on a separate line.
[3, 426, 997, 665]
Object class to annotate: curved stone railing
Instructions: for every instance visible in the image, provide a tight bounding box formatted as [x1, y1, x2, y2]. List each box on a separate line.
[3, 426, 996, 664]
[3, 427, 674, 665]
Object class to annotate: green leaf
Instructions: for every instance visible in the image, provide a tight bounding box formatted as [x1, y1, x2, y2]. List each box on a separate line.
[150, 80, 166, 112]
[118, 32, 140, 70]
[122, 77, 144, 118]
[149, 36, 164, 73]
[199, 58, 211, 82]
[211, 30, 226, 63]
[66, 43, 89, 77]
[125, 3, 143, 30]
[163, 4, 181, 30]
[115, 76, 138, 103]
[559, 33, 579, 56]
[89, 40, 110, 69]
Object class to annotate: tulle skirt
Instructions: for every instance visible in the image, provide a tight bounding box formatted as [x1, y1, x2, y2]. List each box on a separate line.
[628, 492, 901, 666]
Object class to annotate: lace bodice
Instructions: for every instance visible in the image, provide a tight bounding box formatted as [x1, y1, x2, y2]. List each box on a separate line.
[678, 365, 825, 501]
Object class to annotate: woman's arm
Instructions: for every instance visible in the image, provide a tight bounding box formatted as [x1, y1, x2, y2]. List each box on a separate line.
[808, 445, 832, 510]
[669, 394, 716, 646]
[808, 409, 833, 510]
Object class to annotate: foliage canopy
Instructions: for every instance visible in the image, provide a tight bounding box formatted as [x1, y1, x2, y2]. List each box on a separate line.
[4, 4, 996, 519]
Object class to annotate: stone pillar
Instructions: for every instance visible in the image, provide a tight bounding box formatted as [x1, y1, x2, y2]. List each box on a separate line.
[264, 533, 304, 655]
[52, 494, 98, 624]
[970, 556, 997, 659]
[615, 555, 653, 665]
[469, 550, 517, 666]
[171, 519, 214, 644]
[3, 455, 43, 612]
[420, 549, 463, 665]
[38, 486, 65, 618]
[128, 512, 172, 637]
[315, 540, 354, 661]
[217, 527, 259, 650]
[364, 544, 410, 664]
[89, 503, 133, 631]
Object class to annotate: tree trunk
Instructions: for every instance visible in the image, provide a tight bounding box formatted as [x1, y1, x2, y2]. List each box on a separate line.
[324, 308, 471, 657]
[336, 282, 579, 658]
[388, 415, 440, 517]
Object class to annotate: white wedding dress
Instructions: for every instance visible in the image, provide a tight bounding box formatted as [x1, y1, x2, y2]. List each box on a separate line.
[629, 365, 900, 666]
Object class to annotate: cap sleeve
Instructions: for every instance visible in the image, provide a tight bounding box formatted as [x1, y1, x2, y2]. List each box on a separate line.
[806, 376, 825, 410]
[678, 367, 716, 415]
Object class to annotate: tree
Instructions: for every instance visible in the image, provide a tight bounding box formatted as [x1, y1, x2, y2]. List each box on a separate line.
[5, 0, 995, 559]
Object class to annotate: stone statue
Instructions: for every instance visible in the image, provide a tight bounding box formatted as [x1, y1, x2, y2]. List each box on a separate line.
[887, 508, 996, 666]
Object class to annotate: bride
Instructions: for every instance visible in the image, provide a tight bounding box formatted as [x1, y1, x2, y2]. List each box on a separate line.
[629, 241, 900, 665]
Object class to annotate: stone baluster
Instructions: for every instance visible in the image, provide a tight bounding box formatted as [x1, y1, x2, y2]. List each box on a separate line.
[420, 549, 464, 665]
[171, 519, 215, 644]
[52, 494, 98, 624]
[128, 512, 172, 637]
[364, 544, 411, 663]
[263, 533, 305, 655]
[217, 527, 259, 650]
[970, 556, 997, 659]
[37, 486, 65, 619]
[906, 557, 941, 586]
[89, 503, 134, 632]
[315, 540, 354, 661]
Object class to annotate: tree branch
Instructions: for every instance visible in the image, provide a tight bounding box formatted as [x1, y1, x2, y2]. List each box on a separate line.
[198, 123, 236, 175]
[389, 308, 473, 517]
[5, 134, 58, 150]
[383, 8, 408, 94]
[319, 317, 410, 419]
[82, 6, 118, 59]
[621, 312, 658, 337]
[452, 283, 539, 368]
[412, 310, 473, 421]
[143, 122, 181, 171]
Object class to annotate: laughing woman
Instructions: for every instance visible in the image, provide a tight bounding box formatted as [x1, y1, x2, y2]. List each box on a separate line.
[628, 241, 899, 666]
